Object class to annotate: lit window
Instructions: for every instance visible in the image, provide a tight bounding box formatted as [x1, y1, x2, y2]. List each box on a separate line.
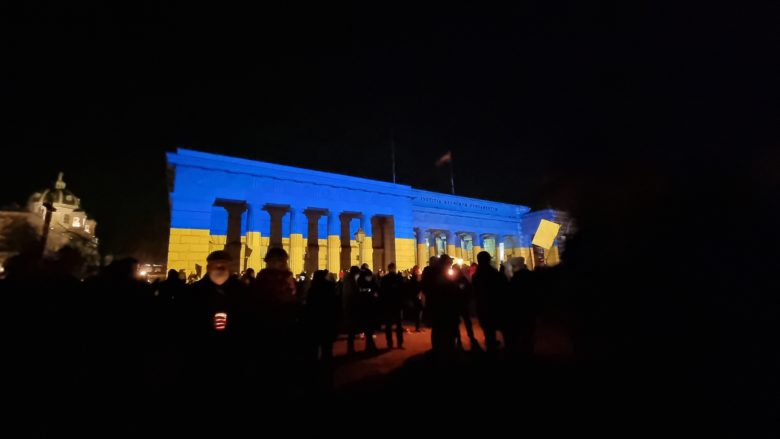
[84, 224, 90, 233]
[72, 217, 81, 228]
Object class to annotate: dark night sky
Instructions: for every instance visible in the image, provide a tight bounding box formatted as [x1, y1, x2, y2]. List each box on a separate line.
[1, 3, 778, 261]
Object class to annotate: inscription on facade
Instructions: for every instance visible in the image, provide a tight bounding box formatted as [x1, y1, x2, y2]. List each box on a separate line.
[417, 196, 499, 212]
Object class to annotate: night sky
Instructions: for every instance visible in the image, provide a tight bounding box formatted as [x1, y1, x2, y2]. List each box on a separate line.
[1, 3, 777, 262]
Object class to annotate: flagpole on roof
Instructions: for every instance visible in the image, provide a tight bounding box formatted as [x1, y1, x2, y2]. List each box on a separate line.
[435, 150, 455, 194]
[449, 156, 455, 195]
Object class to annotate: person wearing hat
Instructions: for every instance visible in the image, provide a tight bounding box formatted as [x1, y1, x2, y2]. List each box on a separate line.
[190, 250, 245, 340]
[186, 250, 247, 393]
[255, 247, 297, 307]
[252, 247, 301, 395]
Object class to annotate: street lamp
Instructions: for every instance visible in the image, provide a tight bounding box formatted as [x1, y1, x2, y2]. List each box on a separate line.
[38, 202, 56, 258]
[355, 228, 365, 264]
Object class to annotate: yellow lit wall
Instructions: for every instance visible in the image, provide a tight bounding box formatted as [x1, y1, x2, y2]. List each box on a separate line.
[394, 238, 417, 271]
[545, 246, 560, 266]
[167, 228, 210, 276]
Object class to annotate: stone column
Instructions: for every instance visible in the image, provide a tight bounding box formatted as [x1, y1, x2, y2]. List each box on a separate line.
[472, 233, 483, 264]
[266, 207, 286, 250]
[445, 230, 456, 258]
[327, 211, 341, 274]
[496, 234, 512, 262]
[215, 200, 247, 274]
[451, 233, 462, 260]
[428, 230, 437, 258]
[305, 210, 324, 274]
[288, 207, 306, 275]
[501, 236, 512, 259]
[339, 213, 353, 271]
[382, 217, 396, 268]
[415, 228, 427, 268]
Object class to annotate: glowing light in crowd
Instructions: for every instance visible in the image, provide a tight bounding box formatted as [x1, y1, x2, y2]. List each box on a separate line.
[448, 268, 454, 276]
[214, 312, 227, 331]
[456, 258, 463, 266]
[139, 270, 147, 277]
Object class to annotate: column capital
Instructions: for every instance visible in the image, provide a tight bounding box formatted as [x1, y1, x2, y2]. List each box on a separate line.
[263, 204, 289, 219]
[215, 199, 248, 215]
[304, 208, 327, 220]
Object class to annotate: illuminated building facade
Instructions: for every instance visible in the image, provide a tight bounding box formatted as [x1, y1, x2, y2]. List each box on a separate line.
[1, 173, 99, 269]
[166, 149, 564, 276]
[28, 172, 98, 244]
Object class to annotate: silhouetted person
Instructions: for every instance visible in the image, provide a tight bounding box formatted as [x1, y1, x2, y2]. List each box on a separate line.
[379, 263, 405, 348]
[472, 251, 506, 353]
[344, 266, 361, 354]
[81, 257, 151, 401]
[153, 268, 186, 348]
[188, 251, 246, 389]
[254, 247, 301, 397]
[304, 270, 339, 361]
[240, 268, 256, 287]
[356, 264, 379, 352]
[468, 262, 477, 279]
[156, 268, 185, 304]
[452, 264, 480, 350]
[427, 255, 460, 357]
[255, 247, 299, 329]
[507, 256, 535, 360]
[181, 252, 247, 402]
[420, 256, 439, 330]
[295, 271, 311, 303]
[406, 265, 425, 332]
[31, 247, 87, 412]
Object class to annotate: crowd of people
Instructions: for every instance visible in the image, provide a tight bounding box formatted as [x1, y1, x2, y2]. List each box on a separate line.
[1, 243, 549, 403]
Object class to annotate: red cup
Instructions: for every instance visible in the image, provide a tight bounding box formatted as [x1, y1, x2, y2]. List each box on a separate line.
[214, 312, 227, 331]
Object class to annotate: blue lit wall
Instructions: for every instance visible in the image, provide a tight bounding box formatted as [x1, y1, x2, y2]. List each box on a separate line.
[168, 148, 532, 244]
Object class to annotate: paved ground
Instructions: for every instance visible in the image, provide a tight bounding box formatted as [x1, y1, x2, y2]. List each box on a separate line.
[331, 320, 491, 389]
[329, 315, 580, 390]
